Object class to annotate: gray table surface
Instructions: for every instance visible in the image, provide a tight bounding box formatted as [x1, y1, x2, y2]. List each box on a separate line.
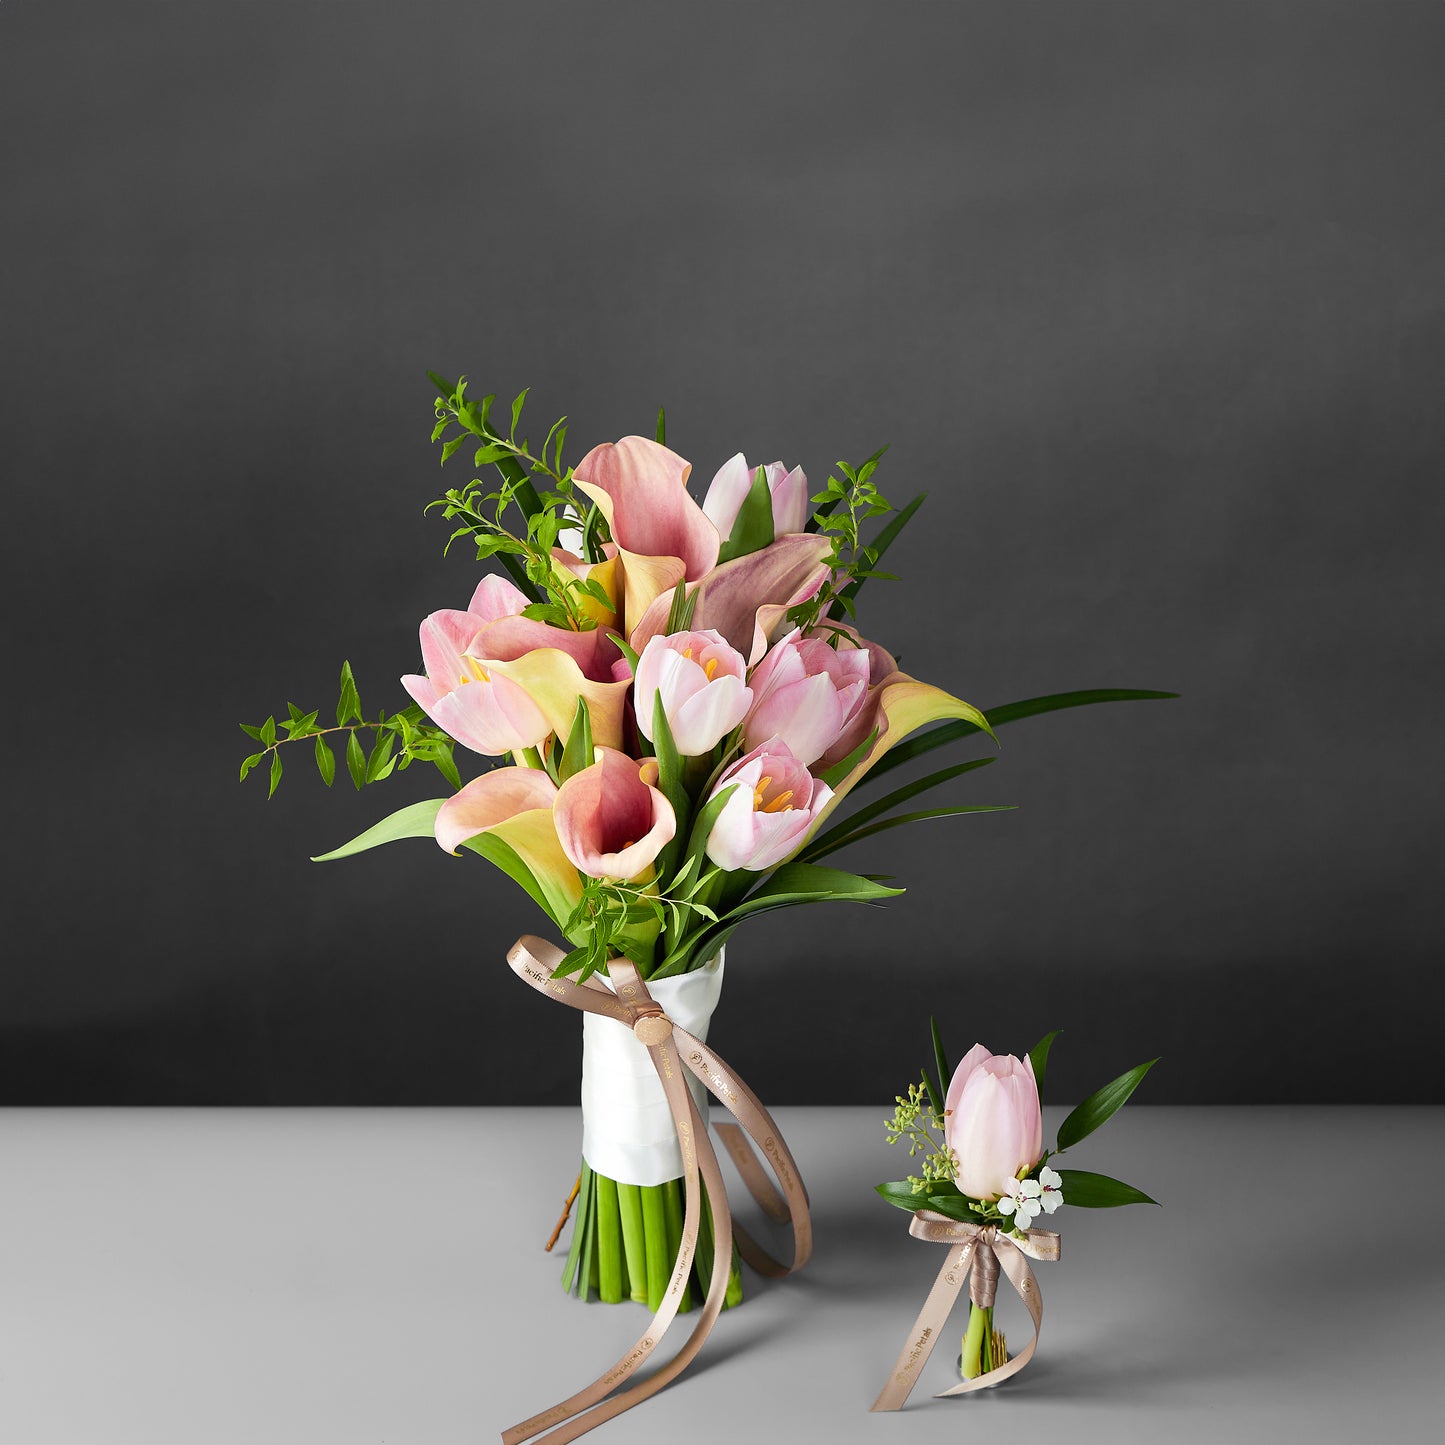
[1, 1106, 1440, 1443]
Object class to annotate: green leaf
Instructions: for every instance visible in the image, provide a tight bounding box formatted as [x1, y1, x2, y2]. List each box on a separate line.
[931, 1016, 951, 1100]
[1052, 1168, 1159, 1209]
[679, 783, 738, 870]
[427, 370, 456, 399]
[238, 752, 263, 782]
[831, 491, 925, 613]
[655, 405, 666, 445]
[875, 1179, 930, 1214]
[345, 731, 367, 790]
[335, 661, 362, 726]
[1028, 1029, 1061, 1096]
[311, 799, 446, 862]
[432, 745, 463, 792]
[733, 862, 903, 917]
[1056, 1058, 1159, 1153]
[267, 750, 283, 799]
[802, 756, 995, 860]
[874, 1180, 979, 1222]
[459, 832, 565, 931]
[364, 732, 394, 783]
[509, 387, 529, 438]
[860, 690, 1180, 788]
[314, 735, 335, 787]
[818, 728, 879, 789]
[559, 697, 594, 782]
[473, 442, 511, 466]
[716, 466, 775, 564]
[259, 716, 277, 747]
[650, 691, 690, 879]
[440, 436, 467, 465]
[801, 804, 1014, 861]
[239, 722, 265, 742]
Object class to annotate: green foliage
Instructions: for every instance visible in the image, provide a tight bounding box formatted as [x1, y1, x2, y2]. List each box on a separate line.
[716, 466, 776, 565]
[789, 447, 920, 631]
[1051, 1169, 1158, 1208]
[1028, 1030, 1062, 1096]
[558, 698, 594, 783]
[883, 1078, 957, 1193]
[1056, 1058, 1159, 1153]
[239, 662, 464, 798]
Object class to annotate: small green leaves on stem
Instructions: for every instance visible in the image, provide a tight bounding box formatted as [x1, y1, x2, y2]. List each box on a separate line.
[239, 662, 465, 797]
[1051, 1169, 1159, 1208]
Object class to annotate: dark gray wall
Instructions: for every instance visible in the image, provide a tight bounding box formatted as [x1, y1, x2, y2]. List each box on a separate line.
[2, 1, 1441, 1105]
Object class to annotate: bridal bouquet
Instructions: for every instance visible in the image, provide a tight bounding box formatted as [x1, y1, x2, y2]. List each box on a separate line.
[873, 1023, 1157, 1405]
[240, 378, 1171, 1321]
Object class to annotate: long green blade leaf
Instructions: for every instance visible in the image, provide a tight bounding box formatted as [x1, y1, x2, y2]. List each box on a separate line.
[311, 799, 445, 861]
[931, 1016, 951, 1101]
[799, 756, 996, 861]
[802, 804, 1014, 861]
[1056, 1058, 1159, 1152]
[1053, 1168, 1159, 1208]
[860, 689, 1180, 788]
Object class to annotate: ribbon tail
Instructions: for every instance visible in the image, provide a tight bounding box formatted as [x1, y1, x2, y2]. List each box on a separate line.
[933, 1241, 1044, 1397]
[870, 1238, 976, 1411]
[502, 964, 737, 1445]
[676, 1029, 813, 1278]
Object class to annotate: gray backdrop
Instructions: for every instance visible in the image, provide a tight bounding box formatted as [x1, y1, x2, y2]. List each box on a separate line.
[2, 1, 1440, 1105]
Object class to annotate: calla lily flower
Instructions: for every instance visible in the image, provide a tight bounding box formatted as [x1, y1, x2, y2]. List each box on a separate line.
[433, 765, 582, 924]
[629, 532, 834, 658]
[480, 648, 632, 753]
[742, 628, 871, 766]
[703, 739, 834, 872]
[553, 748, 677, 882]
[702, 454, 810, 543]
[809, 670, 995, 831]
[634, 629, 752, 756]
[945, 1044, 1044, 1201]
[573, 437, 720, 632]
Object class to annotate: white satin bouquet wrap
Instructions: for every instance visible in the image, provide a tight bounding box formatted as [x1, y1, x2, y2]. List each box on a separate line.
[580, 952, 725, 1186]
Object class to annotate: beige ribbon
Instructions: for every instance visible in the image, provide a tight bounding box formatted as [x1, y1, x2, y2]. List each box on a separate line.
[870, 1211, 1059, 1410]
[502, 936, 813, 1445]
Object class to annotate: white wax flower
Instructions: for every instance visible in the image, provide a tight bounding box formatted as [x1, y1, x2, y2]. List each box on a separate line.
[1037, 1166, 1064, 1214]
[997, 1177, 1044, 1230]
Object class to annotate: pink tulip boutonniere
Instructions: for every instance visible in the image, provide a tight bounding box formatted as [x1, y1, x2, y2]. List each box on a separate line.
[877, 1022, 1158, 1390]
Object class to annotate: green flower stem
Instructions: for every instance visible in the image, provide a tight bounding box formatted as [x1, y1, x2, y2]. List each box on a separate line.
[561, 1162, 593, 1296]
[961, 1302, 987, 1380]
[595, 1175, 623, 1304]
[641, 1184, 670, 1311]
[617, 1183, 648, 1304]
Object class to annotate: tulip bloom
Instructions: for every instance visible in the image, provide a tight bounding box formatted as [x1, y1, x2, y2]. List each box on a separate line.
[944, 1045, 1044, 1201]
[553, 748, 676, 882]
[702, 740, 834, 872]
[702, 453, 810, 543]
[634, 629, 752, 756]
[742, 628, 871, 766]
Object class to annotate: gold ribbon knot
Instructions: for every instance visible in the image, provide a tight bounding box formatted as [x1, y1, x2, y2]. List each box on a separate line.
[870, 1210, 1059, 1410]
[501, 936, 813, 1445]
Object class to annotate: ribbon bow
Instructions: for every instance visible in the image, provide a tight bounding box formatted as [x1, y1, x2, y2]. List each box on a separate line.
[503, 936, 813, 1445]
[871, 1210, 1059, 1410]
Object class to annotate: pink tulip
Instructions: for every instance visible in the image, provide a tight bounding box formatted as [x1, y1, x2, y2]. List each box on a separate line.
[553, 748, 676, 882]
[702, 739, 834, 872]
[634, 629, 752, 756]
[401, 575, 624, 757]
[702, 454, 811, 542]
[815, 624, 898, 768]
[402, 608, 551, 756]
[741, 628, 871, 766]
[944, 1045, 1044, 1201]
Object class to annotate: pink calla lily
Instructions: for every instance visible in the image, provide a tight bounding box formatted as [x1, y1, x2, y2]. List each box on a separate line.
[433, 766, 582, 924]
[703, 739, 834, 872]
[553, 748, 677, 882]
[629, 532, 834, 658]
[573, 436, 719, 632]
